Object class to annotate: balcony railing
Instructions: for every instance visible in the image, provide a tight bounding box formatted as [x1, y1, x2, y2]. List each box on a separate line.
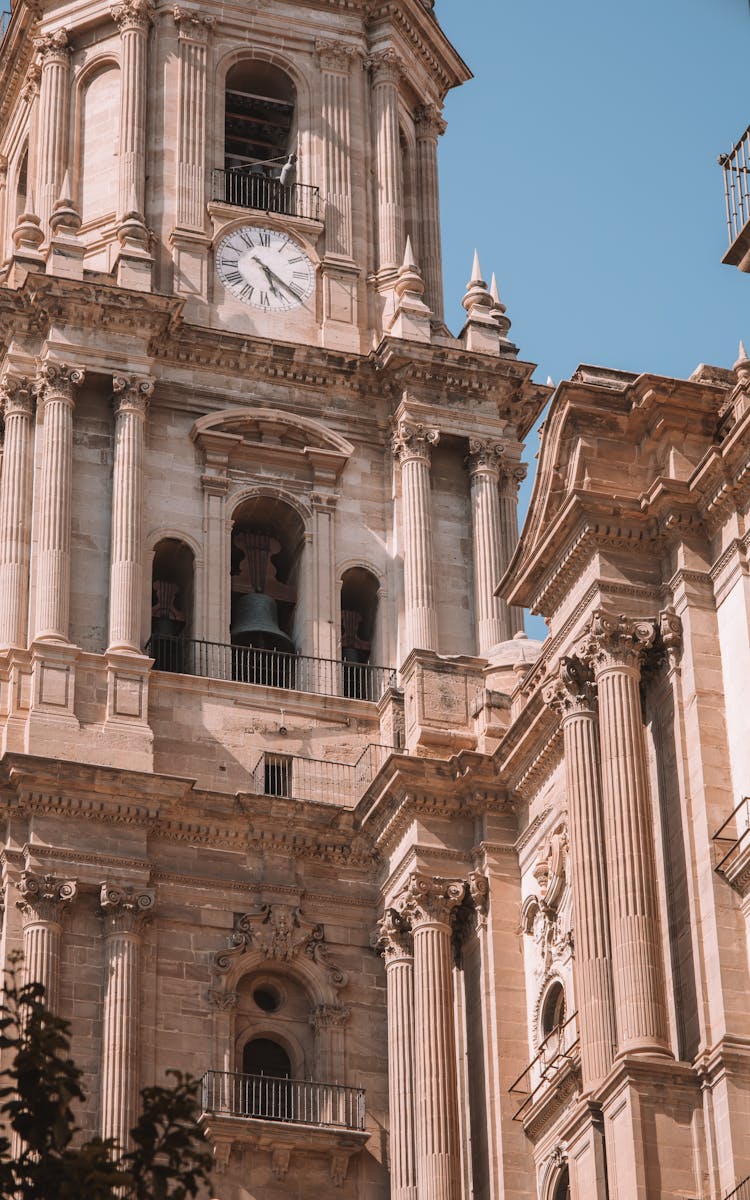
[724, 1179, 750, 1200]
[211, 168, 320, 221]
[713, 796, 750, 887]
[251, 743, 397, 807]
[720, 128, 750, 254]
[146, 634, 396, 704]
[509, 1012, 580, 1122]
[201, 1070, 365, 1132]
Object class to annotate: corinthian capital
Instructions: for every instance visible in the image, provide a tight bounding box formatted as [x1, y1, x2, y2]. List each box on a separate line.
[315, 38, 361, 72]
[543, 655, 596, 718]
[415, 103, 447, 140]
[100, 883, 155, 934]
[34, 362, 86, 405]
[391, 420, 440, 464]
[500, 462, 528, 492]
[172, 6, 215, 39]
[466, 437, 503, 475]
[396, 873, 466, 928]
[111, 0, 154, 31]
[112, 374, 154, 417]
[368, 46, 405, 84]
[16, 873, 77, 925]
[577, 609, 656, 674]
[372, 907, 412, 962]
[33, 29, 71, 61]
[0, 374, 34, 419]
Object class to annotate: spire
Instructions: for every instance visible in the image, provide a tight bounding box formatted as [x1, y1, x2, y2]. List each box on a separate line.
[388, 237, 432, 344]
[735, 339, 749, 370]
[471, 248, 483, 286]
[462, 249, 492, 316]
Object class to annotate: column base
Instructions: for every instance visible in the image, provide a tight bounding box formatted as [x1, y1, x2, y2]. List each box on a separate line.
[320, 257, 361, 352]
[0, 647, 33, 754]
[104, 649, 153, 771]
[25, 641, 81, 755]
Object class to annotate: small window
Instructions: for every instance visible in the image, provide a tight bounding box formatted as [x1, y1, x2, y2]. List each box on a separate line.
[224, 60, 296, 172]
[552, 1167, 570, 1200]
[541, 981, 566, 1039]
[264, 753, 292, 798]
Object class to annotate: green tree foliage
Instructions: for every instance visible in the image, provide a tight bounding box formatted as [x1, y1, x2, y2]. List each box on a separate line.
[0, 963, 213, 1199]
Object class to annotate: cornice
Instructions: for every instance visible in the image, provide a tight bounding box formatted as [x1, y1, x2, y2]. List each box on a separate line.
[0, 2, 38, 134]
[149, 871, 376, 908]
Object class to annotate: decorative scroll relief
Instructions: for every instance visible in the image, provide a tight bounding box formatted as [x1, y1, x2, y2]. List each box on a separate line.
[576, 608, 657, 672]
[521, 824, 572, 982]
[111, 0, 154, 31]
[16, 873, 77, 925]
[415, 102, 447, 140]
[100, 883, 155, 935]
[466, 437, 504, 475]
[211, 903, 348, 991]
[391, 421, 440, 465]
[543, 655, 596, 718]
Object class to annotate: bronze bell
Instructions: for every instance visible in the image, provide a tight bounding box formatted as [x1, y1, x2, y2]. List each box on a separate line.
[230, 593, 295, 653]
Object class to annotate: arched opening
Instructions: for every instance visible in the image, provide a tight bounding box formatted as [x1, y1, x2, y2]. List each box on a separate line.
[242, 1037, 292, 1122]
[15, 147, 28, 220]
[552, 1166, 570, 1200]
[230, 497, 304, 685]
[79, 65, 119, 223]
[223, 60, 297, 210]
[540, 980, 566, 1039]
[150, 539, 194, 672]
[340, 567, 379, 699]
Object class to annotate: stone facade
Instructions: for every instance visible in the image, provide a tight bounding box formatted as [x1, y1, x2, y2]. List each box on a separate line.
[0, 2, 749, 1199]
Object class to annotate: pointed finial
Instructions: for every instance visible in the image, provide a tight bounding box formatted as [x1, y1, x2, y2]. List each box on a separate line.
[403, 235, 418, 272]
[546, 376, 555, 388]
[490, 273, 500, 304]
[738, 339, 748, 364]
[734, 339, 750, 382]
[58, 170, 73, 205]
[471, 248, 483, 285]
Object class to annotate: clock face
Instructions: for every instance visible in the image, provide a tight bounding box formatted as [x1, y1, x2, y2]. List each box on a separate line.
[216, 226, 315, 311]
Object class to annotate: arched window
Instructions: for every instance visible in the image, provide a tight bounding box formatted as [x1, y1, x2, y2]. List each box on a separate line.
[223, 60, 296, 210]
[552, 1166, 570, 1200]
[15, 147, 28, 220]
[242, 1038, 292, 1122]
[150, 539, 194, 672]
[340, 567, 379, 699]
[79, 65, 119, 223]
[540, 980, 566, 1040]
[243, 1037, 291, 1079]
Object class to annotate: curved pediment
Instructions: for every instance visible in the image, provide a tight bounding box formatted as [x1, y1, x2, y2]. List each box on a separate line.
[192, 406, 354, 460]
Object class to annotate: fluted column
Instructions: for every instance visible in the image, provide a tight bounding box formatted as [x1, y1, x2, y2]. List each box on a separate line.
[370, 49, 404, 275]
[99, 883, 155, 1152]
[467, 438, 510, 654]
[0, 376, 35, 649]
[414, 104, 446, 321]
[33, 30, 71, 236]
[112, 0, 153, 222]
[317, 41, 357, 258]
[544, 658, 617, 1089]
[173, 7, 214, 231]
[16, 873, 77, 1009]
[108, 375, 153, 652]
[392, 420, 440, 653]
[375, 908, 417, 1200]
[398, 874, 464, 1200]
[498, 464, 526, 636]
[33, 362, 85, 643]
[578, 610, 671, 1058]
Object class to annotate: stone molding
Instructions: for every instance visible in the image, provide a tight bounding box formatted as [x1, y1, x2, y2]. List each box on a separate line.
[309, 1003, 351, 1032]
[391, 420, 440, 464]
[16, 872, 77, 925]
[111, 0, 154, 31]
[33, 29, 71, 61]
[0, 374, 34, 418]
[33, 361, 85, 407]
[112, 373, 154, 417]
[99, 883, 155, 934]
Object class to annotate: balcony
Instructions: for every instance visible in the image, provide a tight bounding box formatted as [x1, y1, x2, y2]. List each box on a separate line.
[251, 743, 396, 807]
[509, 1012, 580, 1131]
[211, 168, 320, 222]
[146, 634, 396, 704]
[692, 1177, 750, 1200]
[719, 127, 750, 268]
[200, 1070, 369, 1184]
[713, 796, 750, 895]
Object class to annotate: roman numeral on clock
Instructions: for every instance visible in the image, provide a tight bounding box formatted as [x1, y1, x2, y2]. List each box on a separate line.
[224, 269, 244, 286]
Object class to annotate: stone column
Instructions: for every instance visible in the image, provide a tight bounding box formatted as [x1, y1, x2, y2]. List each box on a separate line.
[414, 104, 446, 322]
[467, 438, 510, 654]
[578, 610, 671, 1058]
[33, 362, 85, 643]
[173, 8, 213, 232]
[398, 874, 465, 1200]
[0, 376, 35, 649]
[317, 40, 357, 259]
[111, 0, 153, 222]
[311, 490, 338, 665]
[499, 464, 526, 636]
[33, 30, 71, 236]
[108, 375, 153, 652]
[16, 873, 77, 1009]
[99, 883, 155, 1152]
[375, 908, 417, 1200]
[370, 49, 404, 276]
[392, 420, 440, 653]
[544, 658, 617, 1089]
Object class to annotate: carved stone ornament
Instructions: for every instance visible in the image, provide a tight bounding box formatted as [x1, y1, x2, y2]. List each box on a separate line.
[271, 1146, 291, 1181]
[466, 437, 504, 475]
[172, 5, 215, 37]
[533, 828, 568, 914]
[500, 462, 528, 491]
[543, 655, 596, 718]
[577, 608, 656, 674]
[372, 907, 412, 962]
[395, 872, 466, 928]
[315, 38, 361, 71]
[207, 987, 239, 1012]
[33, 29, 70, 60]
[212, 903, 348, 990]
[415, 102, 447, 140]
[33, 361, 86, 405]
[309, 1003, 351, 1032]
[21, 63, 42, 103]
[367, 46, 405, 83]
[99, 883, 155, 934]
[0, 374, 33, 419]
[391, 420, 440, 464]
[112, 374, 154, 417]
[111, 0, 154, 30]
[658, 605, 683, 667]
[16, 873, 77, 925]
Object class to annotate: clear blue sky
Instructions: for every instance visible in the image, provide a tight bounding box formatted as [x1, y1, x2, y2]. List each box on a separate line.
[436, 0, 749, 634]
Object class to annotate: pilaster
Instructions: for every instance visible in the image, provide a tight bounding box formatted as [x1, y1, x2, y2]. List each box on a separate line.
[16, 871, 77, 1009]
[392, 418, 440, 655]
[414, 104, 446, 322]
[108, 375, 153, 652]
[111, 0, 154, 289]
[33, 30, 71, 237]
[370, 49, 405, 278]
[466, 439, 510, 654]
[498, 464, 526, 637]
[0, 375, 35, 650]
[375, 908, 417, 1200]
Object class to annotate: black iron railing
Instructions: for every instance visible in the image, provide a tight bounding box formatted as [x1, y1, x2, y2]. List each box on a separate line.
[724, 1178, 750, 1200]
[720, 128, 750, 248]
[251, 744, 397, 807]
[712, 796, 750, 885]
[146, 634, 396, 703]
[211, 168, 320, 221]
[509, 1012, 580, 1122]
[201, 1070, 365, 1131]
